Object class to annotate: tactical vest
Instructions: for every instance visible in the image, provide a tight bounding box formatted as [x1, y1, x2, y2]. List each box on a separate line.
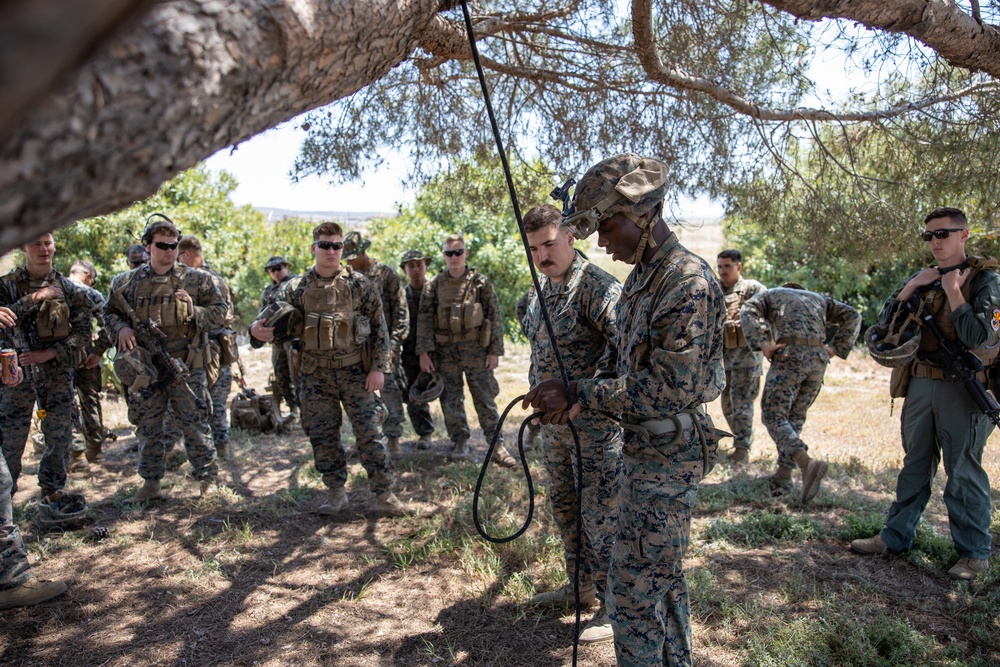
[434, 270, 484, 344]
[12, 272, 71, 344]
[299, 269, 367, 366]
[133, 270, 194, 342]
[723, 283, 750, 349]
[917, 256, 1000, 367]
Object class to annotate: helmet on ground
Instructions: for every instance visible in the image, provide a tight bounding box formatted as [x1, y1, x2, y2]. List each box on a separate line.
[37, 490, 89, 530]
[341, 231, 371, 260]
[258, 300, 301, 344]
[409, 371, 444, 405]
[866, 306, 922, 368]
[561, 154, 669, 241]
[114, 347, 158, 391]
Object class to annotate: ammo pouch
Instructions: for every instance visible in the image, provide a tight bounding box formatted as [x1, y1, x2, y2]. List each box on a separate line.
[218, 328, 239, 365]
[890, 362, 913, 399]
[723, 323, 747, 349]
[36, 298, 71, 343]
[479, 319, 492, 349]
[449, 302, 483, 334]
[302, 312, 354, 352]
[205, 340, 221, 389]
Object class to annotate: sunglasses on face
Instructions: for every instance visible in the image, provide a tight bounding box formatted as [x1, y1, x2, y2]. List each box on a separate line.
[128, 259, 145, 268]
[154, 241, 179, 251]
[921, 228, 965, 242]
[315, 241, 344, 251]
[443, 249, 465, 257]
[267, 266, 286, 273]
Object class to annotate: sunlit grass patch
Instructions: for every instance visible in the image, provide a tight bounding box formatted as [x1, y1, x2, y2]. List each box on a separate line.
[701, 508, 821, 547]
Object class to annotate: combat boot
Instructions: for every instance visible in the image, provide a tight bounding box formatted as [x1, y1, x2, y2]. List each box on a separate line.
[801, 458, 829, 502]
[450, 440, 470, 460]
[531, 581, 597, 608]
[126, 479, 163, 503]
[68, 450, 90, 473]
[85, 443, 103, 464]
[491, 445, 517, 468]
[525, 426, 542, 451]
[317, 487, 349, 515]
[415, 434, 433, 450]
[578, 612, 613, 645]
[727, 447, 749, 463]
[850, 534, 888, 555]
[386, 437, 401, 456]
[199, 480, 219, 496]
[373, 492, 409, 517]
[766, 468, 794, 497]
[215, 441, 228, 460]
[0, 578, 68, 611]
[948, 557, 988, 580]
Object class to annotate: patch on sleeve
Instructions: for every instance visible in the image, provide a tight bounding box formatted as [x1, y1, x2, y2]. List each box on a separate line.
[992, 309, 1000, 332]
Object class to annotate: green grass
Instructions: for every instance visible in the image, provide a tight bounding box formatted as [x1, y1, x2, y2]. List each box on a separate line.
[701, 509, 821, 547]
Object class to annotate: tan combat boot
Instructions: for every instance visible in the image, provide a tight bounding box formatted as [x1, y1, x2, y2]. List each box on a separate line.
[850, 534, 888, 555]
[0, 578, 68, 611]
[948, 557, 989, 580]
[491, 445, 517, 468]
[67, 450, 90, 473]
[727, 447, 749, 463]
[215, 442, 228, 460]
[386, 437, 401, 456]
[126, 479, 163, 503]
[450, 440, 470, 460]
[317, 487, 349, 515]
[578, 612, 613, 645]
[531, 581, 598, 608]
[373, 492, 409, 517]
[794, 450, 828, 502]
[415, 434, 432, 450]
[199, 480, 219, 497]
[85, 443, 103, 464]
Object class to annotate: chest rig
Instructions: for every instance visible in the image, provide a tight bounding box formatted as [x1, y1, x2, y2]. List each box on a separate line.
[434, 270, 484, 344]
[14, 271, 71, 344]
[133, 268, 194, 342]
[722, 282, 750, 349]
[299, 269, 368, 368]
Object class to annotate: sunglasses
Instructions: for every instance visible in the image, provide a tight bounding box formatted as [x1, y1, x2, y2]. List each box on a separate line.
[315, 241, 344, 251]
[921, 228, 965, 242]
[154, 241, 179, 251]
[127, 259, 145, 268]
[266, 266, 286, 273]
[443, 249, 465, 257]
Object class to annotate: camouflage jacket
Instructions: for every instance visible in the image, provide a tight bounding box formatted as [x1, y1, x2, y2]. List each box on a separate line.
[723, 277, 766, 371]
[260, 274, 295, 309]
[415, 267, 505, 357]
[576, 231, 726, 419]
[740, 287, 861, 359]
[260, 266, 392, 373]
[0, 267, 94, 368]
[363, 260, 408, 355]
[522, 253, 621, 385]
[78, 283, 112, 357]
[105, 263, 227, 346]
[402, 283, 421, 360]
[201, 262, 236, 335]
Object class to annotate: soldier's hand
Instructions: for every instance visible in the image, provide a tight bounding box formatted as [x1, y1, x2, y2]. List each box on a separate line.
[824, 344, 837, 360]
[522, 378, 577, 413]
[84, 353, 100, 369]
[898, 267, 943, 301]
[19, 349, 54, 365]
[117, 327, 137, 351]
[249, 320, 275, 342]
[0, 306, 16, 328]
[174, 289, 193, 312]
[31, 284, 63, 303]
[941, 266, 971, 295]
[365, 370, 385, 392]
[485, 354, 499, 371]
[762, 342, 785, 361]
[419, 352, 435, 373]
[539, 403, 583, 425]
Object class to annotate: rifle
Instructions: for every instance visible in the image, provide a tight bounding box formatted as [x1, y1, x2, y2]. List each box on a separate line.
[904, 288, 1000, 428]
[110, 286, 206, 409]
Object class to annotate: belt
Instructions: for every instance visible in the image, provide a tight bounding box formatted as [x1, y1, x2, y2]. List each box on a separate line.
[621, 411, 697, 436]
[309, 352, 362, 369]
[912, 362, 986, 383]
[434, 329, 479, 345]
[777, 336, 823, 346]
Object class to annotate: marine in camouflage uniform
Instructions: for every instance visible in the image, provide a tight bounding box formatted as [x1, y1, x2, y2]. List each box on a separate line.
[520, 204, 624, 644]
[740, 284, 861, 500]
[249, 222, 407, 516]
[526, 155, 727, 667]
[716, 250, 766, 461]
[106, 216, 225, 499]
[416, 234, 516, 466]
[852, 208, 998, 580]
[400, 250, 435, 445]
[261, 256, 299, 414]
[0, 234, 92, 496]
[343, 232, 409, 452]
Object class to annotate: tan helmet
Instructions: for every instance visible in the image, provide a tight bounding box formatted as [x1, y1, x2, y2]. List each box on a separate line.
[563, 153, 668, 231]
[258, 300, 302, 344]
[341, 231, 371, 260]
[37, 490, 89, 530]
[865, 305, 923, 368]
[113, 347, 158, 391]
[409, 371, 444, 405]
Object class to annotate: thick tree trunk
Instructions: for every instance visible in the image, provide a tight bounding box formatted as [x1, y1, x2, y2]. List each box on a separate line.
[0, 0, 443, 251]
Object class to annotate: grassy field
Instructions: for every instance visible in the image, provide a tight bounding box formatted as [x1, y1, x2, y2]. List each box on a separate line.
[0, 339, 997, 666]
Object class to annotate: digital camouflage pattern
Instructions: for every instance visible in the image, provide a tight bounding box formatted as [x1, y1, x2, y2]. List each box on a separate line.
[522, 252, 623, 601]
[260, 274, 298, 409]
[721, 277, 766, 452]
[402, 284, 433, 437]
[0, 454, 31, 591]
[574, 231, 726, 667]
[75, 283, 112, 449]
[362, 260, 409, 440]
[740, 287, 861, 469]
[203, 264, 236, 450]
[416, 268, 505, 447]
[260, 267, 394, 493]
[0, 268, 92, 493]
[105, 263, 226, 482]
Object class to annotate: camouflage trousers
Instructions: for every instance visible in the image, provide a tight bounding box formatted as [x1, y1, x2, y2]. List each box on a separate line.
[209, 365, 232, 447]
[272, 343, 299, 410]
[607, 421, 712, 667]
[0, 362, 75, 493]
[0, 454, 30, 591]
[760, 347, 828, 469]
[381, 363, 406, 440]
[298, 364, 393, 494]
[721, 367, 760, 451]
[74, 365, 105, 447]
[541, 411, 622, 601]
[402, 353, 434, 437]
[130, 368, 217, 482]
[433, 342, 503, 446]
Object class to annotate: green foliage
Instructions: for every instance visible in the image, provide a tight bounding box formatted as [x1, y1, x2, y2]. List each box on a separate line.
[701, 509, 821, 547]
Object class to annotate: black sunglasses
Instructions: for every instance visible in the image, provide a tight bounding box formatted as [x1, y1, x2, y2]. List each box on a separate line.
[267, 265, 286, 273]
[154, 241, 179, 250]
[443, 248, 465, 257]
[315, 240, 344, 251]
[127, 259, 145, 268]
[921, 228, 965, 242]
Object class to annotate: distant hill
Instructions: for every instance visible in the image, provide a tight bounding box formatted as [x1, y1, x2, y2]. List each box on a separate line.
[256, 207, 394, 227]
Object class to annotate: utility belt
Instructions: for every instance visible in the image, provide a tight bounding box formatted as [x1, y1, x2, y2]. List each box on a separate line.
[302, 350, 362, 370]
[434, 329, 479, 345]
[777, 336, 823, 346]
[619, 405, 715, 473]
[619, 409, 699, 438]
[912, 361, 987, 383]
[165, 339, 206, 370]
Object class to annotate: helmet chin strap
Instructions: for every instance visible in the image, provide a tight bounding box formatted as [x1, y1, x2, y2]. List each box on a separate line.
[623, 208, 660, 265]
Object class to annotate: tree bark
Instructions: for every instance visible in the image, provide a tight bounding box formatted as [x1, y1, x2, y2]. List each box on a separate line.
[0, 0, 443, 251]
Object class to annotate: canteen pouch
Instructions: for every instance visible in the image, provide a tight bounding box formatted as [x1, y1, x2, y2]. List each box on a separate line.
[479, 318, 491, 349]
[205, 340, 221, 388]
[218, 329, 239, 365]
[303, 312, 321, 351]
[889, 363, 912, 399]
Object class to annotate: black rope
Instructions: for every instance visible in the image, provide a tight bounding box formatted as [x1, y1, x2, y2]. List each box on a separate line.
[457, 0, 590, 662]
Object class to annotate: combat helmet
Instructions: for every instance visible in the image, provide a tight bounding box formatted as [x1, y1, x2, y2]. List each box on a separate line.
[400, 249, 430, 269]
[341, 231, 371, 260]
[113, 347, 158, 391]
[866, 303, 923, 368]
[409, 371, 444, 405]
[258, 300, 302, 345]
[37, 490, 89, 530]
[560, 154, 669, 264]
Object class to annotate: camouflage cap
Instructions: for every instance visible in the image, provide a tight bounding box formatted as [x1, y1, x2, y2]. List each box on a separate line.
[341, 231, 371, 260]
[399, 249, 431, 269]
[264, 255, 289, 270]
[562, 154, 669, 240]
